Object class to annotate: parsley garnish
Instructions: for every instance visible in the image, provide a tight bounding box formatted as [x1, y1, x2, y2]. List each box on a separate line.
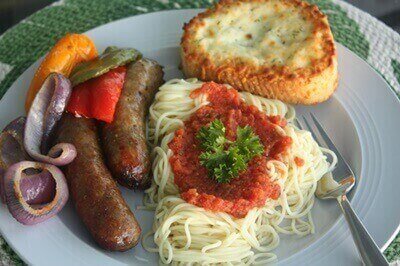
[196, 119, 264, 183]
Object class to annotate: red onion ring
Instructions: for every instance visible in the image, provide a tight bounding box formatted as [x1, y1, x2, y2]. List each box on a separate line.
[20, 169, 56, 205]
[0, 117, 31, 202]
[24, 73, 77, 166]
[3, 161, 68, 225]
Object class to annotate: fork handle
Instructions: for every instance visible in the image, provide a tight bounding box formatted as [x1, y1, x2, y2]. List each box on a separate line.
[337, 195, 389, 266]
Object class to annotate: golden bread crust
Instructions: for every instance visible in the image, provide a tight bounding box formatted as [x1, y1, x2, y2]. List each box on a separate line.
[181, 0, 338, 104]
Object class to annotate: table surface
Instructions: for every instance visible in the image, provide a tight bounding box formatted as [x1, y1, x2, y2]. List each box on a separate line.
[1, 0, 399, 34]
[0, 0, 399, 265]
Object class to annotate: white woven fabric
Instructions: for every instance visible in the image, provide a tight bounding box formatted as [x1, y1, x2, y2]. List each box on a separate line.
[335, 0, 400, 92]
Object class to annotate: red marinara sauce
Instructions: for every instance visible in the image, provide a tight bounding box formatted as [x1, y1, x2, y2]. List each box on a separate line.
[168, 82, 292, 218]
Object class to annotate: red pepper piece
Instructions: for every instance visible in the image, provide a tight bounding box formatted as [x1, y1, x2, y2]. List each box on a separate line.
[67, 66, 126, 123]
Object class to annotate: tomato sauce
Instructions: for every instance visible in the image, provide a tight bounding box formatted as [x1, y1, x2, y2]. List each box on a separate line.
[168, 82, 292, 218]
[294, 156, 305, 167]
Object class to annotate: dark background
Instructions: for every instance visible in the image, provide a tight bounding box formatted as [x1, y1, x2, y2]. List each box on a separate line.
[0, 0, 399, 34]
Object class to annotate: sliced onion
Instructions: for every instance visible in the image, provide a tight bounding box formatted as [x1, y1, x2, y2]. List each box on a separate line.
[0, 117, 29, 166]
[4, 161, 68, 225]
[24, 73, 77, 166]
[20, 169, 56, 205]
[0, 117, 31, 202]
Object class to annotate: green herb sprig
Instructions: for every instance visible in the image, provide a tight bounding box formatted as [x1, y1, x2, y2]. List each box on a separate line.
[196, 119, 264, 183]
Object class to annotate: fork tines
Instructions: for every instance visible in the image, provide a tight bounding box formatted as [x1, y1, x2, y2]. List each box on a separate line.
[296, 114, 355, 180]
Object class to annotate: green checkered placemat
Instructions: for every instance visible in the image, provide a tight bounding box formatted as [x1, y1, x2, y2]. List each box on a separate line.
[0, 0, 399, 264]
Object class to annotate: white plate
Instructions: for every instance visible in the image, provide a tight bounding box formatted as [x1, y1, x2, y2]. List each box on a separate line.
[0, 9, 399, 266]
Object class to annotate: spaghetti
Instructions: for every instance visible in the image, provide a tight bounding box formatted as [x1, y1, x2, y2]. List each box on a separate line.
[143, 79, 336, 265]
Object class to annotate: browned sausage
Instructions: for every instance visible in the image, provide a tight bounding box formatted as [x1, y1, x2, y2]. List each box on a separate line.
[55, 114, 141, 251]
[101, 59, 163, 190]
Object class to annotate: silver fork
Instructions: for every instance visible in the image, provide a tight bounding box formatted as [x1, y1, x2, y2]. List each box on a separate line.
[296, 113, 389, 266]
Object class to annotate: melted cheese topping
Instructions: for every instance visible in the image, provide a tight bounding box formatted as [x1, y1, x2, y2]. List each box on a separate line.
[195, 1, 324, 70]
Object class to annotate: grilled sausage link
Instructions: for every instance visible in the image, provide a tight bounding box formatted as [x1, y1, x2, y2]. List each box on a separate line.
[55, 114, 141, 251]
[101, 59, 164, 189]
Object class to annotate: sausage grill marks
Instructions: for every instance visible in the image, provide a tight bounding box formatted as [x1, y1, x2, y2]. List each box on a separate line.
[101, 59, 164, 190]
[55, 114, 141, 251]
[54, 58, 163, 251]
